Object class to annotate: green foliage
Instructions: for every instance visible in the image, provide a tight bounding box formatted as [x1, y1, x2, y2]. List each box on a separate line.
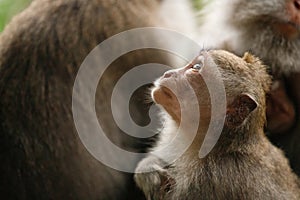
[192, 0, 204, 10]
[0, 0, 31, 32]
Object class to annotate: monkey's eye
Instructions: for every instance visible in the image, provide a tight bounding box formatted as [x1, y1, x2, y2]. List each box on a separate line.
[192, 63, 203, 70]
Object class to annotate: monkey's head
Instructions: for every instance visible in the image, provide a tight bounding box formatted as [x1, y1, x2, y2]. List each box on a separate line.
[215, 0, 300, 74]
[152, 50, 271, 133]
[230, 0, 300, 39]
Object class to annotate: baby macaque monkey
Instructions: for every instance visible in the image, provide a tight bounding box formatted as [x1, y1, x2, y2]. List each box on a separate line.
[135, 50, 300, 200]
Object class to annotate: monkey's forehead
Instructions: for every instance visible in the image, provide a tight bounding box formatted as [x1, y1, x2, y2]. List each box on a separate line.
[206, 50, 249, 71]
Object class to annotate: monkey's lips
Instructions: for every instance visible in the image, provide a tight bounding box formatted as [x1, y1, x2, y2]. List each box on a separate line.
[152, 86, 174, 104]
[152, 85, 181, 123]
[273, 21, 300, 39]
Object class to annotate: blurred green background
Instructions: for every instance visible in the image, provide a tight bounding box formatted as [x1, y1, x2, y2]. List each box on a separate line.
[0, 0, 202, 32]
[0, 0, 31, 32]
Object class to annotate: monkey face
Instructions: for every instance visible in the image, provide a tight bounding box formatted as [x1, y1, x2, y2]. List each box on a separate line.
[232, 0, 300, 39]
[152, 50, 271, 130]
[152, 52, 212, 124]
[216, 0, 300, 74]
[275, 0, 300, 38]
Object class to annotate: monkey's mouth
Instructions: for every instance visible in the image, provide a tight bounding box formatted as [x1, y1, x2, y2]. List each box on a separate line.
[160, 86, 174, 99]
[273, 21, 300, 39]
[153, 77, 177, 100]
[151, 85, 176, 105]
[285, 21, 300, 30]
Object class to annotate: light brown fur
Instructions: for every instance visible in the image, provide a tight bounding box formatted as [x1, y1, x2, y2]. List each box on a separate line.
[199, 0, 300, 176]
[135, 50, 300, 200]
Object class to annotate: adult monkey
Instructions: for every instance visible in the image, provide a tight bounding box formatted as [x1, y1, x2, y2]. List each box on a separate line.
[0, 0, 197, 199]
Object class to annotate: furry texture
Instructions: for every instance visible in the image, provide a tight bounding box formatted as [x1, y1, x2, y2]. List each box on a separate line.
[0, 0, 197, 199]
[198, 0, 300, 178]
[198, 0, 300, 75]
[135, 50, 300, 200]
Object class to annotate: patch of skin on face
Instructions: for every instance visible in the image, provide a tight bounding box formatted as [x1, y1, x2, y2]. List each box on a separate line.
[152, 86, 181, 124]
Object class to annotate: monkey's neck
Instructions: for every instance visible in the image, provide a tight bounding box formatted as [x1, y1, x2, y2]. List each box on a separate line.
[159, 116, 267, 162]
[210, 124, 267, 156]
[181, 122, 267, 159]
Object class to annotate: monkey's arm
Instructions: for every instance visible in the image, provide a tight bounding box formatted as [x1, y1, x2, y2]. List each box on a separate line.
[134, 155, 174, 200]
[285, 72, 300, 175]
[266, 80, 296, 134]
[288, 72, 300, 114]
[267, 74, 300, 176]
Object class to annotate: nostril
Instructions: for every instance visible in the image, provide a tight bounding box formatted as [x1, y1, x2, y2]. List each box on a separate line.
[163, 71, 173, 78]
[294, 0, 300, 10]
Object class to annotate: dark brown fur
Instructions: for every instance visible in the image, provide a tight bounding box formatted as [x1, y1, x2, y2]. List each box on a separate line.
[0, 0, 195, 199]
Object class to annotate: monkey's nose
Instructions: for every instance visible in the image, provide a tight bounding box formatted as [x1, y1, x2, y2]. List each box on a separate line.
[294, 0, 300, 10]
[287, 0, 300, 26]
[163, 70, 176, 78]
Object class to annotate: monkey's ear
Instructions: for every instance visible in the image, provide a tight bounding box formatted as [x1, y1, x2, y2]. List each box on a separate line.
[225, 94, 258, 128]
[242, 52, 259, 64]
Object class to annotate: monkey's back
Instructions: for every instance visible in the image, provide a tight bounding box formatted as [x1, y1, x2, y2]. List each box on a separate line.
[0, 0, 196, 199]
[167, 141, 300, 200]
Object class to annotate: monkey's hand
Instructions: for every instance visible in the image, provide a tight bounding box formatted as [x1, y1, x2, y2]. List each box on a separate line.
[134, 156, 174, 200]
